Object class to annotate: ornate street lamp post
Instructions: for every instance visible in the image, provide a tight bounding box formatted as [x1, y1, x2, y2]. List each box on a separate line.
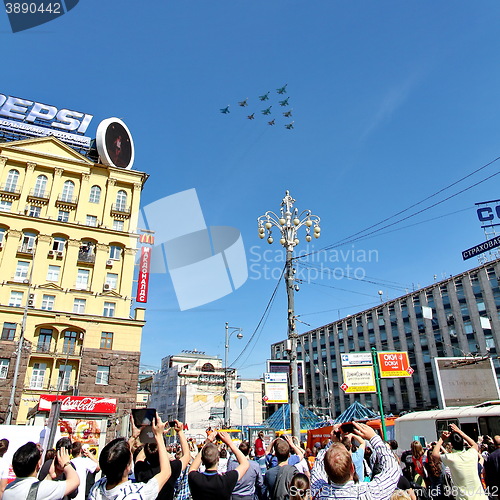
[224, 322, 243, 428]
[258, 191, 320, 441]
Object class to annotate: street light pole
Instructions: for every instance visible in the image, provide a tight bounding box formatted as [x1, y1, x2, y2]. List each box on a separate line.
[224, 322, 243, 428]
[258, 191, 321, 442]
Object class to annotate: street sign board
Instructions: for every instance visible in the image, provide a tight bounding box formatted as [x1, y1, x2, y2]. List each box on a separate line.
[462, 235, 500, 261]
[341, 366, 376, 393]
[377, 351, 412, 378]
[341, 352, 373, 366]
[265, 373, 287, 383]
[264, 372, 288, 404]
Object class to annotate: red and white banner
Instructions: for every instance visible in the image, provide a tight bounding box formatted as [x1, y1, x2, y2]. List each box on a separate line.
[39, 395, 117, 414]
[136, 246, 151, 303]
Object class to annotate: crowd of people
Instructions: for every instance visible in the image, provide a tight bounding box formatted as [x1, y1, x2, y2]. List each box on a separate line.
[0, 414, 499, 500]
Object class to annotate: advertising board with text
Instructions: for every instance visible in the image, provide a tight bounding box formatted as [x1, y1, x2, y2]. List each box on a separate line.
[341, 366, 376, 393]
[264, 372, 289, 404]
[341, 352, 373, 366]
[377, 351, 413, 378]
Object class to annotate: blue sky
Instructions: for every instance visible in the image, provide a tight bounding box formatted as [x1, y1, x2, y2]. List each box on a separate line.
[2, 1, 500, 379]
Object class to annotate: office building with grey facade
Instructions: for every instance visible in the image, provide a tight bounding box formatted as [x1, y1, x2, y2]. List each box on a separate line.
[270, 258, 500, 417]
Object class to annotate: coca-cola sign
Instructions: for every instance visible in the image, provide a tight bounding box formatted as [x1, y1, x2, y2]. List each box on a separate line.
[39, 395, 117, 414]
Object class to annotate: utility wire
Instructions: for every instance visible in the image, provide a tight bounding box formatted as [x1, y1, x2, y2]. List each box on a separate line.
[231, 263, 286, 369]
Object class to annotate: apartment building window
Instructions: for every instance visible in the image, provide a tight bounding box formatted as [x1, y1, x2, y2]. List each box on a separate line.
[29, 206, 41, 218]
[115, 190, 127, 211]
[41, 294, 55, 311]
[0, 200, 11, 212]
[46, 265, 60, 282]
[63, 331, 78, 354]
[96, 366, 110, 385]
[33, 174, 48, 197]
[0, 228, 5, 245]
[30, 362, 46, 389]
[76, 269, 90, 290]
[0, 359, 9, 378]
[5, 169, 19, 192]
[15, 261, 30, 281]
[58, 210, 69, 222]
[61, 180, 75, 202]
[73, 298, 86, 314]
[100, 332, 113, 349]
[105, 273, 118, 289]
[37, 329, 52, 351]
[103, 302, 115, 317]
[113, 220, 124, 231]
[86, 215, 98, 227]
[1, 322, 16, 340]
[57, 364, 72, 391]
[109, 246, 121, 260]
[89, 185, 101, 203]
[9, 291, 23, 307]
[20, 232, 36, 253]
[52, 237, 66, 253]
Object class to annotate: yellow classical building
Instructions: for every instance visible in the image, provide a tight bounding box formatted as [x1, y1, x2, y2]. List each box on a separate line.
[0, 136, 147, 424]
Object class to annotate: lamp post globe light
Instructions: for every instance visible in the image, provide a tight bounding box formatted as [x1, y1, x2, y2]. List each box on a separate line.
[224, 322, 243, 429]
[258, 191, 320, 442]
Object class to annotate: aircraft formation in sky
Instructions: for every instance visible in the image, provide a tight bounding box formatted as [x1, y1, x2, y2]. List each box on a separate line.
[219, 84, 294, 130]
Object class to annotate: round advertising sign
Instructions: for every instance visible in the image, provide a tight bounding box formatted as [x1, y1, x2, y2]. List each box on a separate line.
[96, 117, 134, 170]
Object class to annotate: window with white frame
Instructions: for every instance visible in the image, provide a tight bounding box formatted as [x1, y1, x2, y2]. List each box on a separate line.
[15, 261, 30, 281]
[46, 265, 60, 282]
[41, 294, 55, 311]
[29, 205, 41, 218]
[61, 180, 75, 202]
[58, 364, 72, 391]
[109, 245, 121, 260]
[20, 232, 36, 253]
[73, 298, 86, 314]
[95, 365, 110, 385]
[76, 269, 90, 290]
[115, 190, 127, 211]
[9, 291, 23, 307]
[0, 359, 9, 379]
[5, 169, 19, 192]
[30, 362, 46, 389]
[0, 201, 12, 212]
[58, 210, 69, 222]
[105, 273, 118, 289]
[52, 237, 66, 253]
[33, 174, 48, 197]
[103, 302, 115, 317]
[89, 185, 101, 203]
[113, 220, 124, 231]
[86, 215, 98, 227]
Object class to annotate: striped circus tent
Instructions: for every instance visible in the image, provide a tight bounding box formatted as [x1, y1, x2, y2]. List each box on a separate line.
[264, 404, 322, 430]
[334, 401, 378, 424]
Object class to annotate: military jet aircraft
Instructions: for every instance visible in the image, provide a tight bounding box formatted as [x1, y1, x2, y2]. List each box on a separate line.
[259, 92, 270, 101]
[268, 119, 275, 126]
[276, 84, 288, 94]
[279, 97, 290, 107]
[261, 106, 272, 115]
[238, 98, 248, 107]
[247, 113, 255, 120]
[220, 106, 230, 114]
[285, 121, 294, 129]
[283, 109, 293, 117]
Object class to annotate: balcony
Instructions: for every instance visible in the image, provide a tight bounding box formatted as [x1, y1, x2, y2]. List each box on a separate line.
[110, 204, 131, 218]
[0, 184, 21, 199]
[27, 188, 50, 203]
[32, 343, 83, 358]
[36, 342, 52, 353]
[17, 244, 35, 256]
[77, 251, 95, 264]
[56, 194, 78, 208]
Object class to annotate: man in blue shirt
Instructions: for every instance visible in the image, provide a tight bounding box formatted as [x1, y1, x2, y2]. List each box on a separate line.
[227, 441, 265, 500]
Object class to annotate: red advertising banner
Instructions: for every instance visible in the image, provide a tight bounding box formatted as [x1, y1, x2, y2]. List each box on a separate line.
[137, 246, 151, 303]
[39, 395, 117, 414]
[377, 351, 413, 378]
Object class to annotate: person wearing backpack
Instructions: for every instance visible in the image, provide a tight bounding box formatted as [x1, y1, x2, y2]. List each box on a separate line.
[264, 438, 298, 500]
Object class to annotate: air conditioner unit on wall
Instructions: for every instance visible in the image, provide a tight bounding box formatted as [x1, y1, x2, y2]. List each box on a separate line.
[106, 260, 112, 266]
[103, 284, 111, 291]
[48, 250, 55, 256]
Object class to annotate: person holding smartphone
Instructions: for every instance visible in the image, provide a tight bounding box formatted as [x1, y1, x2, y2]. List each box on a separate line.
[88, 412, 171, 500]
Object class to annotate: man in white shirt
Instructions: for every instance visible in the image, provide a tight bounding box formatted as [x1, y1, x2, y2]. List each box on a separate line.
[4, 442, 79, 500]
[71, 441, 100, 500]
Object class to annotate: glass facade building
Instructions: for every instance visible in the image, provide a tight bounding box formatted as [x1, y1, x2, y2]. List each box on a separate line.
[270, 259, 500, 417]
